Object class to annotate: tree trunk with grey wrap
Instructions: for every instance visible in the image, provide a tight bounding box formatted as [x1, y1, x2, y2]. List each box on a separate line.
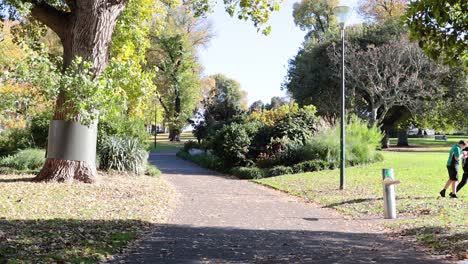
[30, 0, 127, 183]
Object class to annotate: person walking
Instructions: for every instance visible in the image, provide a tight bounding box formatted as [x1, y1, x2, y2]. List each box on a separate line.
[456, 146, 468, 193]
[440, 140, 466, 198]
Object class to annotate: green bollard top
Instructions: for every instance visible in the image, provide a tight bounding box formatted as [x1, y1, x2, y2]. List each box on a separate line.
[382, 168, 394, 180]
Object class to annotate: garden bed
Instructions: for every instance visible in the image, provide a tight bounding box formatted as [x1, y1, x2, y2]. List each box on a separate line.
[0, 172, 175, 263]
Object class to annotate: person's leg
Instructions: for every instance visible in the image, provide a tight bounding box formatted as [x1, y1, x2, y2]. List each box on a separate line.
[451, 181, 457, 195]
[449, 166, 459, 197]
[456, 172, 468, 192]
[440, 180, 451, 197]
[443, 180, 452, 190]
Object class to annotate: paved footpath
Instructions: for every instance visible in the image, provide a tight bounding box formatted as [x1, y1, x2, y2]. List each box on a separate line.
[115, 151, 452, 264]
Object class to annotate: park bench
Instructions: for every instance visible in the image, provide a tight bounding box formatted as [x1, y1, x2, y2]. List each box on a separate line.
[434, 135, 447, 141]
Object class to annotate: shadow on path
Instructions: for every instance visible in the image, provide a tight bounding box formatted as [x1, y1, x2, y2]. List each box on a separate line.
[119, 224, 448, 264]
[148, 151, 230, 177]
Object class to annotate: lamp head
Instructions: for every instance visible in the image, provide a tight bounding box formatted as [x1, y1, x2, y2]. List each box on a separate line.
[333, 5, 352, 28]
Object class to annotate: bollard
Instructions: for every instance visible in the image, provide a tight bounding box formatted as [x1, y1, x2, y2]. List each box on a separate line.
[382, 168, 400, 219]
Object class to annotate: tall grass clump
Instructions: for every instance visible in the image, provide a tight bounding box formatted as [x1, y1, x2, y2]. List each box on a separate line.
[304, 116, 382, 165]
[346, 117, 383, 165]
[98, 136, 148, 175]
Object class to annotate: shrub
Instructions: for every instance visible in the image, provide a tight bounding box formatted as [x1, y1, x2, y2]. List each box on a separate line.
[176, 150, 191, 160]
[293, 160, 330, 173]
[98, 136, 148, 175]
[374, 152, 384, 162]
[0, 128, 33, 157]
[0, 149, 45, 171]
[229, 166, 266, 179]
[29, 111, 52, 149]
[268, 166, 294, 177]
[275, 141, 305, 166]
[273, 106, 318, 144]
[192, 121, 208, 143]
[177, 151, 225, 172]
[145, 163, 162, 177]
[183, 140, 201, 152]
[242, 121, 262, 136]
[211, 123, 251, 167]
[255, 139, 306, 168]
[255, 137, 286, 168]
[98, 117, 148, 149]
[249, 125, 274, 160]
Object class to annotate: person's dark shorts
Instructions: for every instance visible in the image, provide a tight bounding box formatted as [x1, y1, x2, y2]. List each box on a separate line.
[447, 165, 459, 181]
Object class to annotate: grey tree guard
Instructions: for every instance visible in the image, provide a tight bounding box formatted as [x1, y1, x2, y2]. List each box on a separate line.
[47, 120, 97, 165]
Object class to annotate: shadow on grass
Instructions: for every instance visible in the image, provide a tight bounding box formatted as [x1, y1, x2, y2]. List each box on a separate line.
[0, 219, 147, 263]
[324, 195, 438, 210]
[0, 176, 35, 183]
[324, 198, 383, 209]
[397, 226, 467, 259]
[1, 219, 454, 264]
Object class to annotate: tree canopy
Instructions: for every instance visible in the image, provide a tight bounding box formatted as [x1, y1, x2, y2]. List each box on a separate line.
[406, 0, 468, 67]
[358, 0, 407, 21]
[284, 19, 464, 135]
[203, 74, 247, 124]
[292, 0, 338, 42]
[147, 7, 209, 140]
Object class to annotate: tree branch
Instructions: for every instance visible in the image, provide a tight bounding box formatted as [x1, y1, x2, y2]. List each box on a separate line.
[30, 1, 70, 39]
[107, 0, 130, 6]
[64, 0, 77, 11]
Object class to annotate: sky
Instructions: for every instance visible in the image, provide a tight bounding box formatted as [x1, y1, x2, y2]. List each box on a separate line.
[198, 0, 361, 105]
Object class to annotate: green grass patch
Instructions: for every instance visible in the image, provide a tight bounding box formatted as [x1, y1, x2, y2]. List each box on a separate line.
[0, 172, 175, 263]
[389, 135, 467, 148]
[145, 163, 162, 177]
[255, 151, 467, 259]
[147, 132, 195, 152]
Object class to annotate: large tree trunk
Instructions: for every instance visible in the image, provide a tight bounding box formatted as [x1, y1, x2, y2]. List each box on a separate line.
[32, 1, 127, 183]
[169, 128, 181, 142]
[382, 133, 390, 149]
[397, 130, 409, 147]
[381, 126, 390, 149]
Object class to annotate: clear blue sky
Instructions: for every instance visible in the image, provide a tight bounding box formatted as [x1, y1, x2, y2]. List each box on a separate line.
[198, 0, 361, 105]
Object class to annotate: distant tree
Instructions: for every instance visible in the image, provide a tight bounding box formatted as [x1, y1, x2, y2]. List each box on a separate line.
[292, 0, 338, 41]
[283, 38, 340, 118]
[203, 74, 247, 125]
[358, 0, 407, 21]
[412, 67, 468, 133]
[328, 36, 447, 127]
[406, 0, 468, 67]
[249, 100, 264, 113]
[285, 19, 456, 147]
[266, 96, 288, 110]
[147, 7, 210, 141]
[284, 20, 407, 119]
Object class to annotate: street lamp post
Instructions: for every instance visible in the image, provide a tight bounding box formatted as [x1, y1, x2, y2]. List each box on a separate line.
[333, 4, 351, 190]
[154, 99, 158, 149]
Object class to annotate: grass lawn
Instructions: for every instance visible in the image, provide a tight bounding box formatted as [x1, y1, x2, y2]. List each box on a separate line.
[0, 172, 175, 263]
[147, 132, 195, 152]
[255, 151, 467, 259]
[389, 135, 467, 149]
